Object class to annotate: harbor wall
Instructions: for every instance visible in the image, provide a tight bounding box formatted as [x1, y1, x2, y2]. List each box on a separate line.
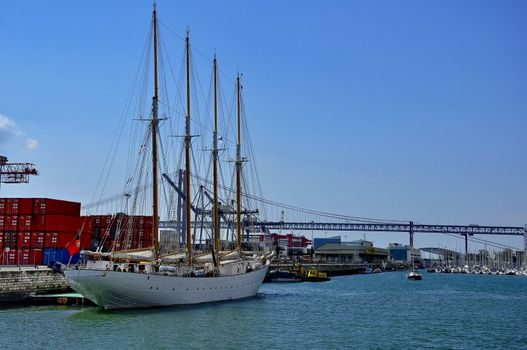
[0, 266, 69, 298]
[271, 262, 382, 276]
[270, 260, 409, 276]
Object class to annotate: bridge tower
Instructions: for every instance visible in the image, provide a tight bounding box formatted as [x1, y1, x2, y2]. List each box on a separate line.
[409, 221, 414, 247]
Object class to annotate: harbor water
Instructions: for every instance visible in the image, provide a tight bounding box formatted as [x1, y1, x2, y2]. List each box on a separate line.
[1, 271, 526, 349]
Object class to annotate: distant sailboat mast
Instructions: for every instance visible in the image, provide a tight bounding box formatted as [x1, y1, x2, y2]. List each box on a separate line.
[151, 4, 160, 259]
[185, 33, 192, 265]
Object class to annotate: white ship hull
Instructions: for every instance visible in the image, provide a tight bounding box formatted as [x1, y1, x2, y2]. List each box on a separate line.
[64, 264, 269, 310]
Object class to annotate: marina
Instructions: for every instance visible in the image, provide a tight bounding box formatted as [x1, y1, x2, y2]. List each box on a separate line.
[1, 272, 527, 349]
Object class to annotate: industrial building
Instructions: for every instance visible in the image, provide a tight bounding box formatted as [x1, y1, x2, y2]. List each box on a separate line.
[314, 239, 388, 264]
[388, 243, 421, 263]
[258, 233, 310, 257]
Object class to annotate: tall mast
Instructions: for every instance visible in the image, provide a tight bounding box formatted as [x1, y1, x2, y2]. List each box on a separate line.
[213, 56, 220, 261]
[235, 75, 242, 254]
[185, 33, 192, 265]
[151, 4, 159, 259]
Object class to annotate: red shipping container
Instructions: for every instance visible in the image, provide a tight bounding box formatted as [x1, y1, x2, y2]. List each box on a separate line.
[3, 248, 17, 265]
[130, 215, 152, 229]
[92, 215, 102, 227]
[18, 248, 30, 265]
[45, 232, 78, 249]
[44, 232, 59, 248]
[10, 249, 18, 264]
[5, 199, 19, 215]
[80, 232, 91, 250]
[4, 231, 18, 248]
[137, 238, 152, 249]
[31, 232, 45, 249]
[32, 215, 81, 232]
[0, 198, 31, 215]
[103, 215, 113, 227]
[33, 198, 81, 216]
[143, 228, 153, 239]
[79, 217, 92, 236]
[78, 216, 92, 249]
[29, 248, 43, 265]
[18, 215, 32, 231]
[31, 215, 45, 231]
[18, 198, 33, 215]
[99, 228, 111, 240]
[144, 216, 153, 225]
[17, 232, 32, 248]
[79, 216, 92, 230]
[4, 215, 18, 231]
[54, 232, 77, 248]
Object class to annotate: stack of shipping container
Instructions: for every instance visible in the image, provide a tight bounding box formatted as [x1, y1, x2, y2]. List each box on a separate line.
[81, 214, 153, 252]
[0, 198, 82, 266]
[0, 198, 154, 266]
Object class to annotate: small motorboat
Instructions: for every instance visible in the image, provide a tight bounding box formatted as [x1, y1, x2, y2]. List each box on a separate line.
[360, 267, 373, 274]
[407, 270, 423, 280]
[305, 267, 331, 282]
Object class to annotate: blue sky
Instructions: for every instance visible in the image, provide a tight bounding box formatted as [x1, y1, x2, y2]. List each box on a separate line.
[1, 1, 526, 250]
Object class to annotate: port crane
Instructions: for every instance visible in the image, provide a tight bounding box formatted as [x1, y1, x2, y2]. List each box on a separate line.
[0, 155, 39, 184]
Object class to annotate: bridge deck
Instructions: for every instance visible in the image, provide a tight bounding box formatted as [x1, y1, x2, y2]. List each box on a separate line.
[159, 220, 525, 235]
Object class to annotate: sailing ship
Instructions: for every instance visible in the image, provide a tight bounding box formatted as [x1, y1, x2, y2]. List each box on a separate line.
[64, 5, 270, 309]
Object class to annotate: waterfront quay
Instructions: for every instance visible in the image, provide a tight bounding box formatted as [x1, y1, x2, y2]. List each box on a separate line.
[0, 265, 69, 303]
[269, 262, 393, 276]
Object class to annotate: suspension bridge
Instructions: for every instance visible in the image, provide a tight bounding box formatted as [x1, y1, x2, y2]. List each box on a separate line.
[83, 185, 527, 259]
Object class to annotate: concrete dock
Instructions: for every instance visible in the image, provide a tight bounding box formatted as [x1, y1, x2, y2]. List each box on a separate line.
[270, 262, 388, 276]
[0, 265, 70, 303]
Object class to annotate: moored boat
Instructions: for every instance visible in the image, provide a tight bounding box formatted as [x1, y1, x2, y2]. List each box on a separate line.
[305, 267, 330, 282]
[65, 260, 269, 309]
[361, 267, 373, 274]
[63, 5, 270, 309]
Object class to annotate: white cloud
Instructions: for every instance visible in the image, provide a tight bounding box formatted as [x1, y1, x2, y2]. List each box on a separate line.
[0, 114, 16, 144]
[0, 114, 22, 136]
[0, 113, 38, 149]
[0, 114, 16, 131]
[25, 138, 39, 151]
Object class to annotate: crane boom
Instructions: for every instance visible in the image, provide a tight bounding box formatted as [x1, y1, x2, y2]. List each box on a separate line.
[0, 156, 39, 184]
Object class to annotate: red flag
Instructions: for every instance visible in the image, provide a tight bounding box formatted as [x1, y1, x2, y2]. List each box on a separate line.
[65, 240, 80, 256]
